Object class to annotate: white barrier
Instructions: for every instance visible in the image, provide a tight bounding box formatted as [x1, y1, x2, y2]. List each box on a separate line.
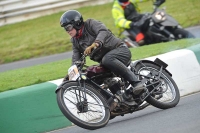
[146, 49, 200, 96]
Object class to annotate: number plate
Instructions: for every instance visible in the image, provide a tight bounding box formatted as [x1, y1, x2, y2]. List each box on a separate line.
[68, 65, 80, 81]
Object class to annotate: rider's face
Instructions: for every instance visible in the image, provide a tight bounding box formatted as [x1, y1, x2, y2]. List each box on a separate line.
[67, 28, 76, 37]
[64, 24, 77, 37]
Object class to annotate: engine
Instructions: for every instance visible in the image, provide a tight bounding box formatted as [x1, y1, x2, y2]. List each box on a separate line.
[103, 77, 122, 94]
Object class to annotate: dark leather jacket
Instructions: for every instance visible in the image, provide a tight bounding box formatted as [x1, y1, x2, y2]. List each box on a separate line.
[71, 19, 122, 63]
[124, 3, 142, 22]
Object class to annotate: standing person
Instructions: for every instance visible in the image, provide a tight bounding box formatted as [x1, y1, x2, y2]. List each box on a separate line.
[60, 10, 146, 101]
[112, 0, 165, 45]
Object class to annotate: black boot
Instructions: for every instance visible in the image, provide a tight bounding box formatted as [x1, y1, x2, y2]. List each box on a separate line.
[122, 89, 133, 101]
[131, 81, 146, 95]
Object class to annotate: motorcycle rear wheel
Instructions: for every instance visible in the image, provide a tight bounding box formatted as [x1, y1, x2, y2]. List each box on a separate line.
[135, 62, 180, 109]
[56, 82, 110, 130]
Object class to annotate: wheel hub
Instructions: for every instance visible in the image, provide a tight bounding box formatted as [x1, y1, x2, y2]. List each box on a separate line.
[76, 101, 88, 113]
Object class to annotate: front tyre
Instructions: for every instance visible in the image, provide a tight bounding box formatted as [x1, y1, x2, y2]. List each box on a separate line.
[135, 62, 180, 109]
[173, 28, 195, 39]
[56, 82, 110, 130]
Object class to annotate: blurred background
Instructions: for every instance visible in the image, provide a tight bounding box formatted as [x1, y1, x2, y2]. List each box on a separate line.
[0, 0, 199, 65]
[0, 0, 112, 26]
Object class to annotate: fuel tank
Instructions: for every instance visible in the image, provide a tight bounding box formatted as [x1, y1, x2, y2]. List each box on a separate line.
[86, 65, 109, 78]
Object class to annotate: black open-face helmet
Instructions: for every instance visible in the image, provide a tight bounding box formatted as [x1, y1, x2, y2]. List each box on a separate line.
[60, 10, 83, 30]
[118, 0, 129, 2]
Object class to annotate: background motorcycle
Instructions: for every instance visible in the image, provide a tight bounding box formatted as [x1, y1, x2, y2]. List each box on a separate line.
[56, 54, 180, 130]
[123, 1, 195, 48]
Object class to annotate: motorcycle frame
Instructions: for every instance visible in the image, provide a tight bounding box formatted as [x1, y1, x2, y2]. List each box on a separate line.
[55, 58, 172, 114]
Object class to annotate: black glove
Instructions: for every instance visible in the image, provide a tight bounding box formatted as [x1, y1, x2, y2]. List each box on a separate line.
[153, 0, 165, 7]
[130, 21, 140, 28]
[129, 15, 146, 29]
[74, 60, 85, 69]
[62, 74, 69, 82]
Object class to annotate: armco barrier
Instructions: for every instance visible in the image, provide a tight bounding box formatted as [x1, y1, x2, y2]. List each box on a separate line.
[0, 44, 200, 133]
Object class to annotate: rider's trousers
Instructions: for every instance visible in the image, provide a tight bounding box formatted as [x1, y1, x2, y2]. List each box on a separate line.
[101, 44, 139, 83]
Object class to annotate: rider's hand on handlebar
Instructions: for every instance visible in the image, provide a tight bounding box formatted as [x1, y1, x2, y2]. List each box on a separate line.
[130, 22, 137, 28]
[84, 43, 97, 55]
[74, 60, 85, 68]
[130, 20, 143, 28]
[62, 74, 69, 82]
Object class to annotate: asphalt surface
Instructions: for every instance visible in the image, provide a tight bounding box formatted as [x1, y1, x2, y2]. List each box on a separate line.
[0, 26, 200, 72]
[48, 92, 200, 133]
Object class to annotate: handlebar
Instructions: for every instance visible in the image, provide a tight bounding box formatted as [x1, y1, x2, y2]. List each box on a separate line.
[152, 0, 166, 13]
[74, 54, 87, 70]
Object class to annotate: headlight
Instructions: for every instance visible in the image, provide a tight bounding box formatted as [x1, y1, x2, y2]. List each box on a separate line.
[81, 74, 87, 80]
[155, 11, 166, 21]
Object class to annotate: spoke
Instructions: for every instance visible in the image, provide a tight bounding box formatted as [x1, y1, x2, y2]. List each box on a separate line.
[68, 90, 79, 103]
[65, 89, 85, 103]
[63, 86, 105, 123]
[86, 111, 97, 120]
[87, 101, 107, 108]
[87, 110, 103, 113]
[64, 95, 77, 105]
[68, 89, 85, 99]
[87, 111, 103, 121]
[78, 111, 101, 122]
[77, 112, 89, 121]
[76, 102, 104, 122]
[88, 104, 103, 112]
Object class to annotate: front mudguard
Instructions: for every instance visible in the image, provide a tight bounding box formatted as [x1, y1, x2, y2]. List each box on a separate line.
[55, 80, 76, 93]
[130, 58, 172, 77]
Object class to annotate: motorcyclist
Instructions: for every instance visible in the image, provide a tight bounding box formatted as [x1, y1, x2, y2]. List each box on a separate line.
[112, 0, 165, 45]
[60, 10, 146, 101]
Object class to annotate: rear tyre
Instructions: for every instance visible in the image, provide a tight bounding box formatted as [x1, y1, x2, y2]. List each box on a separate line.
[56, 82, 110, 130]
[135, 62, 180, 109]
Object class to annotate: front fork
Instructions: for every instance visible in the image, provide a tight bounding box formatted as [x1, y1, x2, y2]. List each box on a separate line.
[73, 78, 88, 107]
[76, 77, 113, 110]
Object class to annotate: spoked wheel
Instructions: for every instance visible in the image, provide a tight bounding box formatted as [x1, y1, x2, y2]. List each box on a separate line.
[56, 82, 110, 130]
[135, 62, 180, 109]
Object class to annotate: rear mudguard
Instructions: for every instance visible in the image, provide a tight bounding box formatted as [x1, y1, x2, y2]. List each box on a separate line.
[130, 58, 172, 77]
[55, 80, 113, 100]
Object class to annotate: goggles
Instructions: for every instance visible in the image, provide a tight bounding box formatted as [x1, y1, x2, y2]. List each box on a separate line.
[64, 24, 73, 32]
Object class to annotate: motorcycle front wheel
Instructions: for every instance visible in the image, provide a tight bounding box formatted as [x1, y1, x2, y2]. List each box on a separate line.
[56, 82, 110, 130]
[135, 62, 180, 109]
[173, 28, 195, 39]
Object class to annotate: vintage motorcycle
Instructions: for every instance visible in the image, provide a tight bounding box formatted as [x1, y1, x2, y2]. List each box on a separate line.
[56, 55, 180, 130]
[122, 1, 195, 47]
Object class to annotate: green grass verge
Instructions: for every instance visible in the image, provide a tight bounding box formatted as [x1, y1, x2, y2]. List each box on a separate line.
[1, 38, 200, 92]
[0, 0, 200, 64]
